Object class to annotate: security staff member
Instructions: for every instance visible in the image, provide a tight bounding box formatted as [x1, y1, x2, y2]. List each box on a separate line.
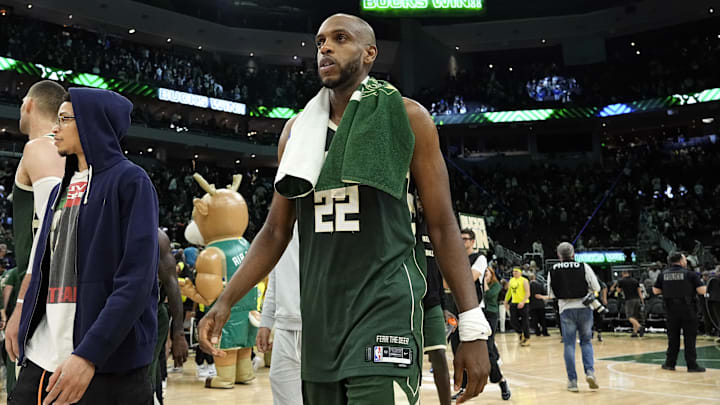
[652, 252, 706, 372]
[547, 242, 600, 392]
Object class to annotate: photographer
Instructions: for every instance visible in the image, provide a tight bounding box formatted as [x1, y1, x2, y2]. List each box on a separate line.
[547, 242, 600, 393]
[652, 252, 706, 372]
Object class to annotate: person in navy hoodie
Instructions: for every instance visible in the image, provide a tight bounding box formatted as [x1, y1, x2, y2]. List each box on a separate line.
[6, 88, 159, 405]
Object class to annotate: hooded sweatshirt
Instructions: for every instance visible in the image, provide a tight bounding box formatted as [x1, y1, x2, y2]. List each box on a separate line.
[18, 88, 159, 373]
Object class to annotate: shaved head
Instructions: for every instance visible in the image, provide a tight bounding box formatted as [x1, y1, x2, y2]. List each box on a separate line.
[315, 13, 378, 89]
[321, 14, 376, 46]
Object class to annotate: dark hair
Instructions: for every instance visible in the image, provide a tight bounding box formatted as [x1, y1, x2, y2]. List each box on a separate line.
[27, 80, 67, 120]
[461, 228, 475, 240]
[667, 252, 684, 265]
[64, 91, 72, 102]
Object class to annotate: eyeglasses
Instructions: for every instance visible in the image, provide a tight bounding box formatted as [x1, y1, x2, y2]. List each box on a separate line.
[55, 115, 76, 127]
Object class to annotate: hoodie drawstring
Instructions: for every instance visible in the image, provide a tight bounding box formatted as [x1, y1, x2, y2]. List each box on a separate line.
[84, 165, 93, 205]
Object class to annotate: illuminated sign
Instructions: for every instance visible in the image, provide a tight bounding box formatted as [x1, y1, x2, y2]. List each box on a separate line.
[599, 103, 633, 117]
[458, 213, 489, 251]
[158, 88, 247, 115]
[575, 251, 636, 264]
[432, 87, 720, 125]
[361, 0, 483, 15]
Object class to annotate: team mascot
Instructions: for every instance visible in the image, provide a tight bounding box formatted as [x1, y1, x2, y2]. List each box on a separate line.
[179, 173, 258, 388]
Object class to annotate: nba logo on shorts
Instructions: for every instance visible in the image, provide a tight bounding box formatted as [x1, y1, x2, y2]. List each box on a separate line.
[374, 346, 383, 362]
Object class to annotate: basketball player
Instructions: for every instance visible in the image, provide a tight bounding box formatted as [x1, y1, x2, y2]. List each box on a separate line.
[199, 14, 491, 405]
[3, 80, 66, 396]
[415, 197, 451, 405]
[150, 228, 189, 404]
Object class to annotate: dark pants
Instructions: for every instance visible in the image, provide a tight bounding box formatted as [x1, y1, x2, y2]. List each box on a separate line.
[510, 304, 530, 339]
[664, 303, 698, 368]
[529, 307, 548, 335]
[484, 311, 504, 383]
[149, 303, 170, 404]
[2, 343, 17, 399]
[9, 360, 153, 405]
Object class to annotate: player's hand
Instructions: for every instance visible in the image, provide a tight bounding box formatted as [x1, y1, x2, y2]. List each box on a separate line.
[518, 302, 525, 309]
[171, 332, 189, 367]
[5, 309, 21, 361]
[198, 301, 231, 357]
[443, 310, 455, 323]
[453, 340, 490, 403]
[44, 354, 95, 405]
[256, 327, 273, 353]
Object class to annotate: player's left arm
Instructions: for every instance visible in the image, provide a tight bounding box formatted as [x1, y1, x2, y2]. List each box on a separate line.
[405, 98, 489, 403]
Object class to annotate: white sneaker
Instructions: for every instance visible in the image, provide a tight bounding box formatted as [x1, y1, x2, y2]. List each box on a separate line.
[161, 378, 167, 390]
[252, 356, 263, 371]
[168, 366, 183, 374]
[196, 364, 209, 381]
[207, 364, 217, 377]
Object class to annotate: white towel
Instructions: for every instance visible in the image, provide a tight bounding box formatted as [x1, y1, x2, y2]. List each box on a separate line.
[274, 77, 368, 199]
[273, 88, 330, 199]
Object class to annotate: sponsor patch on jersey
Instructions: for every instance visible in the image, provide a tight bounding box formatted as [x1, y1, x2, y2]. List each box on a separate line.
[366, 346, 412, 367]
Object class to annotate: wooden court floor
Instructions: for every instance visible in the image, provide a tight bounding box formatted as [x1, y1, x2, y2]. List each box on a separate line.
[2, 331, 717, 404]
[158, 331, 720, 404]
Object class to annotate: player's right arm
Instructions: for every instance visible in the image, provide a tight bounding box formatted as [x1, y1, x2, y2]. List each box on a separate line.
[198, 116, 298, 356]
[5, 273, 32, 361]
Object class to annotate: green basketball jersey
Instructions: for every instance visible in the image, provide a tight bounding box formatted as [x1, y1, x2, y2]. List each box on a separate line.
[296, 127, 427, 385]
[12, 181, 34, 278]
[207, 238, 258, 349]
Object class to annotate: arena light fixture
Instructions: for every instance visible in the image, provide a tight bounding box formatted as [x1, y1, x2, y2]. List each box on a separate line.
[301, 41, 306, 47]
[488, 64, 493, 69]
[235, 159, 240, 164]
[249, 52, 254, 57]
[455, 46, 460, 50]
[68, 14, 72, 19]
[194, 154, 199, 159]
[636, 50, 641, 55]
[27, 4, 32, 9]
[293, 55, 298, 60]
[197, 45, 203, 50]
[128, 28, 136, 34]
[147, 147, 153, 153]
[251, 154, 256, 158]
[630, 41, 635, 47]
[167, 38, 172, 43]
[541, 39, 546, 44]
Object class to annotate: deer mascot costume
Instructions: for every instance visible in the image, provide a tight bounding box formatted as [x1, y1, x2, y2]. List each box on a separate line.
[180, 173, 258, 388]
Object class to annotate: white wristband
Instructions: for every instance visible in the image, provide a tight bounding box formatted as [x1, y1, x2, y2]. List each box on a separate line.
[458, 306, 492, 341]
[16, 299, 24, 304]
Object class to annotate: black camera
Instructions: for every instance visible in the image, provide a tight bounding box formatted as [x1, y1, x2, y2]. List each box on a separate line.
[582, 293, 608, 313]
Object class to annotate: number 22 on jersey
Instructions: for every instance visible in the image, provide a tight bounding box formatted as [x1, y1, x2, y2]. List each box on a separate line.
[314, 185, 360, 233]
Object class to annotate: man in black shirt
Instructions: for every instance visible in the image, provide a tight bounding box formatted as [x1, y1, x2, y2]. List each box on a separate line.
[612, 271, 644, 337]
[528, 273, 549, 336]
[653, 253, 706, 372]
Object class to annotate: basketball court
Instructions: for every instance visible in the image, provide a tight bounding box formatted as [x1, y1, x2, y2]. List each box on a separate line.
[132, 331, 720, 404]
